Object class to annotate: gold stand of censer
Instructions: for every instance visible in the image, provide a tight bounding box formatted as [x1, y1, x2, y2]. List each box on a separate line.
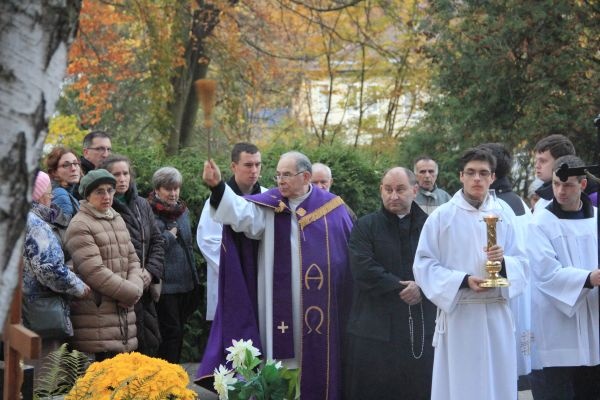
[479, 214, 509, 288]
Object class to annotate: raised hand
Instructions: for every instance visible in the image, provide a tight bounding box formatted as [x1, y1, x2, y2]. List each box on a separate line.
[203, 159, 222, 188]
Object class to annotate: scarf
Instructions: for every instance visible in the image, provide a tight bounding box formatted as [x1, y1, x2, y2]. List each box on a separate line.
[147, 190, 187, 221]
[31, 202, 58, 224]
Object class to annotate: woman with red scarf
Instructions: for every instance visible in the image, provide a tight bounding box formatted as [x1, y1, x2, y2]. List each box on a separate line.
[148, 166, 200, 363]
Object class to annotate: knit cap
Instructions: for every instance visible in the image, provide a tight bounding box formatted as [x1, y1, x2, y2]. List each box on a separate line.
[32, 171, 51, 202]
[78, 169, 116, 198]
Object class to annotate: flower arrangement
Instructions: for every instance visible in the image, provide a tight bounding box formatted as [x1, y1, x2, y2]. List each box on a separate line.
[213, 339, 299, 400]
[65, 352, 197, 400]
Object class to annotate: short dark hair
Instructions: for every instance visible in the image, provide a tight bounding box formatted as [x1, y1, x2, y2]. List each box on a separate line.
[83, 130, 111, 149]
[459, 148, 497, 173]
[477, 143, 511, 179]
[534, 134, 575, 159]
[553, 155, 586, 182]
[231, 142, 259, 163]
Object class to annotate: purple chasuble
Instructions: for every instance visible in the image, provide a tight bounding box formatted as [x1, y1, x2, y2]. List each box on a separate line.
[196, 186, 354, 400]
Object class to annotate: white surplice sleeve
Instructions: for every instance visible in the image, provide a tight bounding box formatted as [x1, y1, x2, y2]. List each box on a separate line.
[212, 184, 267, 239]
[413, 212, 466, 313]
[197, 198, 223, 320]
[197, 199, 222, 274]
[528, 218, 593, 318]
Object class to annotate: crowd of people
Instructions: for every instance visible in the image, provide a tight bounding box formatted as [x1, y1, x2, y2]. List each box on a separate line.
[22, 131, 198, 373]
[21, 130, 600, 399]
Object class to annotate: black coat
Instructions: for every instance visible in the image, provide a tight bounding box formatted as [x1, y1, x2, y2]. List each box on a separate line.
[153, 208, 198, 294]
[344, 202, 436, 400]
[491, 176, 526, 216]
[112, 184, 165, 356]
[346, 202, 436, 339]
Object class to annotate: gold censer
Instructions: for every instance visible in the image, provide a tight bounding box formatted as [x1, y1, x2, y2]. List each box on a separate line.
[479, 214, 509, 288]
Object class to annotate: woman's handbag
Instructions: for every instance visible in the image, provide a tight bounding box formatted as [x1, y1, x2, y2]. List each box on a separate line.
[22, 293, 73, 339]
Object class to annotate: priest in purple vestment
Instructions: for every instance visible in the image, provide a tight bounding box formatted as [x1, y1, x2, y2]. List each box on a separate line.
[196, 151, 354, 400]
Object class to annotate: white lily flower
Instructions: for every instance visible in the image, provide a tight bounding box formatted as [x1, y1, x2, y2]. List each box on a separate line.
[225, 338, 262, 369]
[213, 365, 237, 400]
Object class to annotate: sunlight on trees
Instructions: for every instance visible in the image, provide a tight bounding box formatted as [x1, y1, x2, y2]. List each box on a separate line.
[61, 0, 431, 157]
[58, 0, 598, 179]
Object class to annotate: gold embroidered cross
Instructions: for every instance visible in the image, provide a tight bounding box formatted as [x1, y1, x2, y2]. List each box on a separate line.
[277, 321, 289, 334]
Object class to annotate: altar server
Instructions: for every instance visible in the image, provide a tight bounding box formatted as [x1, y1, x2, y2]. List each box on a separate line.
[528, 154, 600, 399]
[413, 147, 528, 400]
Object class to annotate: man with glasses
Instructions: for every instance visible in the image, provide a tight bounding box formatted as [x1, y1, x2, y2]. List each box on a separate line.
[413, 147, 528, 400]
[81, 130, 112, 175]
[197, 151, 354, 400]
[196, 142, 266, 321]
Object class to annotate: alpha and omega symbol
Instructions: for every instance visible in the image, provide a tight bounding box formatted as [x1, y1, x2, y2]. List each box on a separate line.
[304, 306, 324, 334]
[304, 263, 324, 290]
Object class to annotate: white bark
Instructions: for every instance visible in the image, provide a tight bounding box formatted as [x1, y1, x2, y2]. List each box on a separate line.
[0, 0, 81, 326]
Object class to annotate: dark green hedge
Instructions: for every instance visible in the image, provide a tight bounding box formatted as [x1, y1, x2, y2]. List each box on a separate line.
[118, 142, 394, 362]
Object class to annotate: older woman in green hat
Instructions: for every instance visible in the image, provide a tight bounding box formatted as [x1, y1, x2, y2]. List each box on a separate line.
[65, 169, 144, 361]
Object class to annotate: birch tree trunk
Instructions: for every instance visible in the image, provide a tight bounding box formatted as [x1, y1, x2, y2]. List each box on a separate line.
[0, 0, 81, 327]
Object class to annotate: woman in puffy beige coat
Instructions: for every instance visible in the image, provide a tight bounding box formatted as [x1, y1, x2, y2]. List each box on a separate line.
[65, 169, 144, 361]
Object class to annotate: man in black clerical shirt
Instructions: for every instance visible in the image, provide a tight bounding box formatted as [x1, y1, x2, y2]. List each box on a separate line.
[344, 167, 436, 400]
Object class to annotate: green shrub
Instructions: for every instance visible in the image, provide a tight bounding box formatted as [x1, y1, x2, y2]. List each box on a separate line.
[116, 141, 395, 362]
[262, 143, 392, 218]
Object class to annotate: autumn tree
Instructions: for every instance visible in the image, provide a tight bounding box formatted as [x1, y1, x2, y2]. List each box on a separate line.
[59, 0, 432, 156]
[273, 0, 431, 148]
[60, 0, 236, 154]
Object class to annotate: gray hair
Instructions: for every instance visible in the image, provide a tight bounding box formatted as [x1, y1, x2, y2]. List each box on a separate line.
[281, 151, 312, 174]
[413, 156, 439, 175]
[312, 162, 332, 178]
[152, 166, 182, 189]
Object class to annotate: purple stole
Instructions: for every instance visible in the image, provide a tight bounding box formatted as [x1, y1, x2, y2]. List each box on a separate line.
[196, 187, 353, 400]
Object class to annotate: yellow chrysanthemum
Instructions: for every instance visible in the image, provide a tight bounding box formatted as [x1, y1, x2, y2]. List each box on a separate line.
[65, 352, 197, 400]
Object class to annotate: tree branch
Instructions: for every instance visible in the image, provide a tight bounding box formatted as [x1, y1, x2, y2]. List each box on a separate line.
[286, 0, 365, 12]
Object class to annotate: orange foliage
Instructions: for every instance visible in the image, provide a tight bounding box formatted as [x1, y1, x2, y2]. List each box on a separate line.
[67, 0, 185, 128]
[68, 0, 140, 126]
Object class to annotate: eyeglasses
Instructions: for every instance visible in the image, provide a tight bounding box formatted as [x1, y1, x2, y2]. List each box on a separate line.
[87, 146, 112, 153]
[273, 170, 305, 182]
[59, 161, 81, 169]
[462, 169, 492, 178]
[91, 188, 115, 196]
